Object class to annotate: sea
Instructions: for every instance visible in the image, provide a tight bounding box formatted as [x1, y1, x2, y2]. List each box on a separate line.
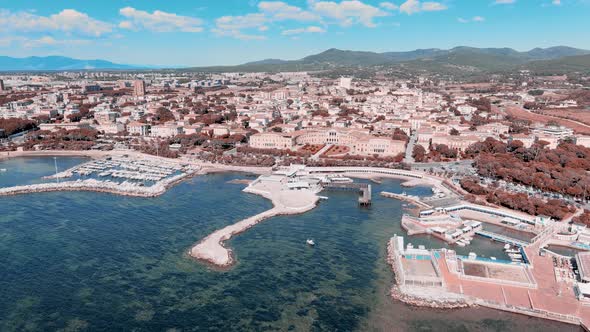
[0, 157, 580, 331]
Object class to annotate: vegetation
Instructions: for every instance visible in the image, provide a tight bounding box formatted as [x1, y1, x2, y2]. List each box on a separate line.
[0, 118, 37, 136]
[466, 138, 590, 200]
[460, 177, 574, 220]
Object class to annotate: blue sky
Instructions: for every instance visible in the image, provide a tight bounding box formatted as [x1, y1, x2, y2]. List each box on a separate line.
[0, 0, 588, 66]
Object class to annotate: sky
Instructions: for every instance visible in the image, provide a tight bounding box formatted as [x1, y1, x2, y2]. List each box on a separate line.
[0, 0, 589, 67]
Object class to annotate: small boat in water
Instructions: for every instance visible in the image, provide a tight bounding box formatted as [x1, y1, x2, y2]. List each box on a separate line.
[306, 239, 315, 246]
[0, 168, 6, 172]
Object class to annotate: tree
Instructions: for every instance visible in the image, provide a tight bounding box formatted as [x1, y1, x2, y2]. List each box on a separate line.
[412, 145, 427, 162]
[449, 128, 460, 136]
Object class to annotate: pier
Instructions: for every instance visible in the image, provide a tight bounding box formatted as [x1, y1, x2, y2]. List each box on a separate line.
[323, 182, 372, 205]
[475, 230, 529, 247]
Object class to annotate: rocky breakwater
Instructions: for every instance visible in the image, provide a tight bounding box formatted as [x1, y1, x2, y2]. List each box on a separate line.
[190, 178, 320, 268]
[0, 172, 193, 198]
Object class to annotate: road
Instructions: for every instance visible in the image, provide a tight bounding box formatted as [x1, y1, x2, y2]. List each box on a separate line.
[403, 132, 417, 164]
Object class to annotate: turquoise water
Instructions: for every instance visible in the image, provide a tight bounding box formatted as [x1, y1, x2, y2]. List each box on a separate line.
[0, 157, 579, 331]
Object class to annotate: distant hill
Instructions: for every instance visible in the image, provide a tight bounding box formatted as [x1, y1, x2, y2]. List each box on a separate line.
[242, 58, 290, 66]
[525, 46, 590, 60]
[185, 46, 590, 74]
[525, 54, 590, 74]
[0, 56, 143, 71]
[300, 48, 392, 66]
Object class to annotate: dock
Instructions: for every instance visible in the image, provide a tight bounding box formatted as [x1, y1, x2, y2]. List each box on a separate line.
[323, 182, 372, 206]
[381, 191, 432, 209]
[475, 230, 529, 247]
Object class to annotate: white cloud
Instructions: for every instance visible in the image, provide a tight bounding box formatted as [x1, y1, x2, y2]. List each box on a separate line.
[0, 36, 26, 47]
[281, 26, 326, 35]
[118, 21, 134, 29]
[399, 0, 447, 14]
[421, 2, 447, 11]
[310, 0, 389, 27]
[119, 7, 203, 32]
[0, 9, 113, 36]
[22, 36, 91, 48]
[211, 28, 266, 40]
[493, 0, 516, 4]
[258, 1, 319, 21]
[215, 13, 268, 31]
[458, 16, 485, 23]
[379, 2, 399, 10]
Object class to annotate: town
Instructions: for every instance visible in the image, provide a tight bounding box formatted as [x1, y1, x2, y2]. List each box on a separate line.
[2, 68, 590, 329]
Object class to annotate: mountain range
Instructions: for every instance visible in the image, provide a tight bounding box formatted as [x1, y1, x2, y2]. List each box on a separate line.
[0, 56, 141, 71]
[198, 46, 590, 74]
[1, 46, 589, 74]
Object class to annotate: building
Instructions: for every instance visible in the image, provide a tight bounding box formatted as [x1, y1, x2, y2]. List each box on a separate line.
[249, 132, 295, 149]
[39, 122, 92, 132]
[0, 79, 4, 91]
[249, 128, 406, 157]
[339, 77, 352, 90]
[94, 111, 119, 124]
[532, 124, 574, 140]
[96, 123, 125, 134]
[84, 84, 101, 92]
[577, 252, 590, 283]
[127, 122, 150, 136]
[133, 80, 146, 97]
[150, 123, 183, 138]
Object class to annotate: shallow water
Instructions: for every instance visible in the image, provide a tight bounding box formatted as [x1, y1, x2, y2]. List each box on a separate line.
[0, 157, 580, 331]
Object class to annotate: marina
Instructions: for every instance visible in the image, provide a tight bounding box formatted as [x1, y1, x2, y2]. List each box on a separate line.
[1, 155, 199, 198]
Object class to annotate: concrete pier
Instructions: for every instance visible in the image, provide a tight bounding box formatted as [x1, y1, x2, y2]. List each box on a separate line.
[323, 182, 372, 205]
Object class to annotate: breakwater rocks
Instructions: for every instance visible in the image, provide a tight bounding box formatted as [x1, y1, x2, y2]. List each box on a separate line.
[190, 203, 317, 268]
[0, 172, 191, 198]
[391, 286, 471, 309]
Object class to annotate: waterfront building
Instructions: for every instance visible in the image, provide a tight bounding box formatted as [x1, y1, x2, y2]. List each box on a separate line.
[249, 128, 406, 157]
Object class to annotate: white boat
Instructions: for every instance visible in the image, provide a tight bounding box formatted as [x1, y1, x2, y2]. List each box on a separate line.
[491, 257, 497, 260]
[0, 168, 6, 172]
[504, 244, 511, 250]
[505, 249, 520, 254]
[456, 240, 466, 247]
[330, 177, 353, 183]
[306, 239, 315, 246]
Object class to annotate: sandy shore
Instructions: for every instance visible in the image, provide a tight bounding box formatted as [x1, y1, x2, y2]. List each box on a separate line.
[190, 178, 319, 268]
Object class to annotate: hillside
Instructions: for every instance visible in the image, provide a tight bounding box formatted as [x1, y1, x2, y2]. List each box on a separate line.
[525, 54, 590, 74]
[185, 46, 590, 74]
[0, 56, 141, 71]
